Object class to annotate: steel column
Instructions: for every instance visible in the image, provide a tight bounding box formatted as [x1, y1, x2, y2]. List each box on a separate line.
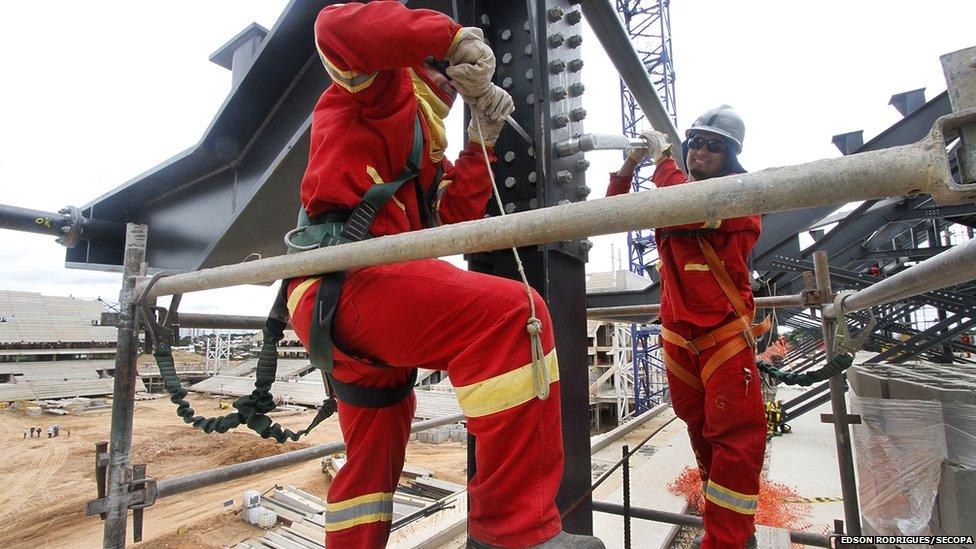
[102, 224, 148, 548]
[812, 251, 861, 535]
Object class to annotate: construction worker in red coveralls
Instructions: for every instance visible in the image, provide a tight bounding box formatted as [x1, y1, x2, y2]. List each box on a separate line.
[286, 3, 604, 548]
[608, 106, 767, 549]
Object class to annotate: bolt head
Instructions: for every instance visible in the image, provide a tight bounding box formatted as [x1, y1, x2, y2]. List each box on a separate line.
[529, 198, 539, 209]
[569, 82, 585, 96]
[525, 68, 534, 81]
[553, 114, 569, 128]
[556, 170, 573, 184]
[570, 107, 587, 121]
[577, 185, 591, 199]
[549, 33, 565, 48]
[504, 151, 516, 163]
[480, 15, 491, 26]
[552, 86, 568, 100]
[576, 158, 591, 172]
[504, 176, 517, 189]
[566, 10, 582, 24]
[550, 59, 567, 74]
[504, 203, 517, 214]
[528, 171, 538, 183]
[502, 77, 513, 89]
[548, 7, 564, 22]
[567, 35, 583, 48]
[525, 93, 536, 106]
[501, 29, 512, 42]
[568, 59, 584, 72]
[524, 44, 533, 57]
[501, 52, 514, 65]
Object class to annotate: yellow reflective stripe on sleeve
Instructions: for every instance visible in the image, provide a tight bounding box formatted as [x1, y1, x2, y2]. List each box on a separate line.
[286, 277, 320, 317]
[705, 480, 758, 515]
[366, 166, 405, 212]
[315, 42, 377, 93]
[446, 28, 466, 58]
[365, 166, 384, 184]
[454, 349, 559, 418]
[325, 492, 394, 532]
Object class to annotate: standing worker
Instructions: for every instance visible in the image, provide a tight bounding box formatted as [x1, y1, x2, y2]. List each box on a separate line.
[608, 106, 767, 548]
[284, 3, 604, 548]
[23, 426, 28, 439]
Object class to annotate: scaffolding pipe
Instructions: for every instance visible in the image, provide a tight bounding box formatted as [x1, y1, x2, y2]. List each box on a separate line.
[177, 312, 273, 330]
[824, 237, 976, 318]
[586, 294, 805, 320]
[591, 502, 832, 547]
[813, 251, 862, 535]
[155, 412, 464, 499]
[138, 136, 956, 301]
[590, 402, 668, 454]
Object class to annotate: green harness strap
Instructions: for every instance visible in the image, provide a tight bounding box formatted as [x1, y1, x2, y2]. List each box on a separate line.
[757, 354, 854, 386]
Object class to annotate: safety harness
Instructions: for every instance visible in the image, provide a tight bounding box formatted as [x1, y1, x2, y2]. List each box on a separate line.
[149, 116, 428, 443]
[658, 230, 772, 389]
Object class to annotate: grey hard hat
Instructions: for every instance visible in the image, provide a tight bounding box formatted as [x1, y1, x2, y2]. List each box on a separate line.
[686, 105, 745, 153]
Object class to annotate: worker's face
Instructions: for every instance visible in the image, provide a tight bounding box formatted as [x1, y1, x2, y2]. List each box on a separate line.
[685, 130, 726, 181]
[422, 63, 458, 104]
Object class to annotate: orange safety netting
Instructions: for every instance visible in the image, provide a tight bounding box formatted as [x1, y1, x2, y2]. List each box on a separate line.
[667, 466, 813, 531]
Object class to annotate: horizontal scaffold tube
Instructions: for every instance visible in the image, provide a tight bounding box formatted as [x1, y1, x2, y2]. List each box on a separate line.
[587, 294, 805, 321]
[823, 237, 976, 318]
[178, 312, 276, 330]
[591, 501, 832, 547]
[140, 134, 954, 301]
[155, 412, 464, 499]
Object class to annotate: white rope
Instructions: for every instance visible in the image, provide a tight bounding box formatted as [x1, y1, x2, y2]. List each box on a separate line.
[473, 115, 550, 400]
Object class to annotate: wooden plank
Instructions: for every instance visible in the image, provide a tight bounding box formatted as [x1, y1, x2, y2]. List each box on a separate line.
[264, 532, 307, 549]
[278, 529, 323, 549]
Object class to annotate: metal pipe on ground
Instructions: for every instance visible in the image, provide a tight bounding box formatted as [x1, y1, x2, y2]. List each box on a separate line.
[155, 412, 465, 499]
[586, 294, 805, 321]
[138, 126, 963, 300]
[591, 501, 832, 547]
[823, 237, 976, 318]
[590, 402, 668, 454]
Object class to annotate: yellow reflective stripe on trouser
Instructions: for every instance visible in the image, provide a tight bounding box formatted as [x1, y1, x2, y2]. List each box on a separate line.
[325, 492, 394, 532]
[286, 277, 320, 317]
[705, 480, 758, 515]
[454, 349, 559, 418]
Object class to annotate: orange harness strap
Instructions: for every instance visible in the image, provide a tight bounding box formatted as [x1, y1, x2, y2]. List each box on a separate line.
[657, 235, 772, 389]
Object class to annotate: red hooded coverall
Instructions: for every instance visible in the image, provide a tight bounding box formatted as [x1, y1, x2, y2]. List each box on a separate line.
[287, 3, 564, 548]
[608, 158, 766, 548]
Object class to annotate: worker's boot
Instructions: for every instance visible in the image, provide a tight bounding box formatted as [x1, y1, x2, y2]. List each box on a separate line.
[691, 534, 757, 548]
[468, 531, 606, 549]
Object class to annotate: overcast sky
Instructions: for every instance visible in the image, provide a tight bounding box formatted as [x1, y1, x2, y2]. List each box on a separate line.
[1, 1, 974, 318]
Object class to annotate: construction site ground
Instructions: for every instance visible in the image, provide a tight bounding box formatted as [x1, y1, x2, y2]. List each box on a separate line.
[0, 394, 467, 548]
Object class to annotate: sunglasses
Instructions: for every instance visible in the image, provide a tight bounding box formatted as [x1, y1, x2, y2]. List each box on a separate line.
[687, 136, 728, 153]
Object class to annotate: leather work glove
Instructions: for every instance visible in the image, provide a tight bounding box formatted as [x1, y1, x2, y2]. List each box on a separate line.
[446, 28, 496, 102]
[468, 85, 514, 146]
[626, 130, 672, 164]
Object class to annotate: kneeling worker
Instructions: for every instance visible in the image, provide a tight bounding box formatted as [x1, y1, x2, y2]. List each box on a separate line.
[608, 106, 767, 548]
[287, 3, 605, 548]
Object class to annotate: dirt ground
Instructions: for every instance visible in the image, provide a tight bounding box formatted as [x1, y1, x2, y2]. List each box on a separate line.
[0, 394, 467, 548]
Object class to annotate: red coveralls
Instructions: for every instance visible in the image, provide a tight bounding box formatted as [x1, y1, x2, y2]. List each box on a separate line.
[288, 3, 564, 548]
[608, 158, 766, 548]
